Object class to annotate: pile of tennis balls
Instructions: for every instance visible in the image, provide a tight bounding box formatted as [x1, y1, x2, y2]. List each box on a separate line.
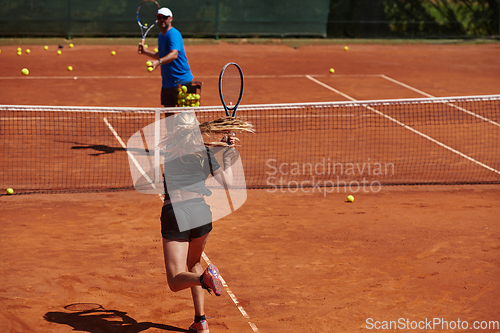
[177, 85, 200, 107]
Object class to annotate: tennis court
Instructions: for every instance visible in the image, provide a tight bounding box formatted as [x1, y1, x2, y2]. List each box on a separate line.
[1, 41, 499, 332]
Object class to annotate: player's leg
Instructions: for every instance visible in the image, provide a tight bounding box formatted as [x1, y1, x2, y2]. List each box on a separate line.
[187, 233, 210, 316]
[162, 238, 201, 292]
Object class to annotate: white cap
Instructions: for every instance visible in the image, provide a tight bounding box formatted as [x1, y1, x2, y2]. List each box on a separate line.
[157, 8, 172, 17]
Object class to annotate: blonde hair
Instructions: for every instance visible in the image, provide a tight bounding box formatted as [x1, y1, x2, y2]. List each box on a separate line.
[158, 112, 204, 163]
[158, 114, 255, 152]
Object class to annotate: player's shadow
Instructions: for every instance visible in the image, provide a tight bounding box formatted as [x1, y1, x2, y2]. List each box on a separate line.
[71, 143, 126, 156]
[44, 304, 188, 333]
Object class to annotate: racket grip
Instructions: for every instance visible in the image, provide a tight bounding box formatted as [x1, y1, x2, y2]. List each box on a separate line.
[227, 131, 235, 145]
[138, 38, 145, 54]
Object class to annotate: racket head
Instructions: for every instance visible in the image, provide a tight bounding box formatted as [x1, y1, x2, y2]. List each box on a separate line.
[136, 0, 159, 38]
[219, 62, 244, 117]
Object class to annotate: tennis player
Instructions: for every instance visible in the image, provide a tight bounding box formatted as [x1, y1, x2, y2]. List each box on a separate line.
[138, 7, 193, 107]
[158, 112, 236, 333]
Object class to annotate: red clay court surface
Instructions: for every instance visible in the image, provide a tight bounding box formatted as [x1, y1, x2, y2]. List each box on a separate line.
[0, 41, 499, 332]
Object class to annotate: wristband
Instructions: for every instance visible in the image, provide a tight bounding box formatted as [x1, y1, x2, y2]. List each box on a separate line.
[159, 58, 162, 65]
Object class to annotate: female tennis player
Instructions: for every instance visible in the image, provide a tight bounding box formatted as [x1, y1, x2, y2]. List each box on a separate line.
[158, 112, 245, 333]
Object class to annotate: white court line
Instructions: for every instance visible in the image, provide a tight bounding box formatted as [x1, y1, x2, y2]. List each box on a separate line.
[202, 253, 259, 332]
[0, 73, 382, 80]
[104, 117, 258, 332]
[306, 75, 500, 176]
[306, 75, 355, 101]
[103, 117, 157, 189]
[381, 74, 500, 128]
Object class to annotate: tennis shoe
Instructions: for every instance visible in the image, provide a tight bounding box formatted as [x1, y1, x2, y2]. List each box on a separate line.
[201, 264, 223, 296]
[189, 319, 209, 333]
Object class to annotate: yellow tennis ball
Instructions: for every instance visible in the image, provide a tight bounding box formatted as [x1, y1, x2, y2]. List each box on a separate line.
[21, 68, 29, 76]
[154, 47, 158, 52]
[17, 51, 22, 56]
[25, 49, 31, 54]
[146, 60, 152, 67]
[347, 195, 354, 202]
[111, 50, 116, 55]
[44, 45, 48, 50]
[181, 85, 187, 93]
[17, 47, 21, 52]
[68, 66, 73, 71]
[329, 68, 335, 73]
[147, 66, 153, 72]
[6, 188, 14, 195]
[144, 44, 148, 49]
[57, 50, 62, 55]
[344, 46, 349, 51]
[69, 43, 74, 48]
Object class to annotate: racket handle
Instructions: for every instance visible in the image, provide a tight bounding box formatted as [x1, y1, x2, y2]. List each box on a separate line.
[138, 38, 145, 54]
[227, 131, 235, 145]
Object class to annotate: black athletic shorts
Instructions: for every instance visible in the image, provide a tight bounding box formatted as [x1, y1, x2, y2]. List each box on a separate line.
[160, 197, 213, 241]
[161, 87, 179, 107]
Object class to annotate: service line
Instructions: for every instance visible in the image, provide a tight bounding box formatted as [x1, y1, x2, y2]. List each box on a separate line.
[305, 75, 500, 176]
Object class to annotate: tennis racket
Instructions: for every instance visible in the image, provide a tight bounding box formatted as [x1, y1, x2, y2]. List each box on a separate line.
[137, 0, 159, 54]
[219, 62, 244, 118]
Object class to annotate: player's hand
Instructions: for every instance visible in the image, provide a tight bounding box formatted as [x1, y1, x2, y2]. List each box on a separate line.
[222, 132, 236, 145]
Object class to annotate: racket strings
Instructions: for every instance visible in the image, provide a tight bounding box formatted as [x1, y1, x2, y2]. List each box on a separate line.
[138, 0, 159, 28]
[221, 66, 242, 108]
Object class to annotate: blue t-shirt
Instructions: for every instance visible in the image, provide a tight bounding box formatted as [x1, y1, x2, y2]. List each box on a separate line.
[158, 27, 193, 88]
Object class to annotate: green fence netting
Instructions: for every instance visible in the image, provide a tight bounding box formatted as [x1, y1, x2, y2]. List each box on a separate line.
[0, 0, 498, 39]
[0, 0, 329, 38]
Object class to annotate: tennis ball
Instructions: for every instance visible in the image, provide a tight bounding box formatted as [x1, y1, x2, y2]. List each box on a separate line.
[21, 68, 29, 76]
[68, 66, 73, 71]
[111, 50, 116, 56]
[144, 44, 148, 49]
[144, 23, 148, 27]
[347, 195, 354, 202]
[69, 43, 74, 48]
[17, 47, 21, 52]
[17, 51, 22, 56]
[181, 85, 187, 93]
[329, 68, 335, 73]
[344, 46, 349, 51]
[57, 50, 62, 55]
[146, 60, 152, 66]
[44, 45, 48, 50]
[154, 47, 158, 52]
[6, 188, 14, 195]
[25, 49, 31, 54]
[147, 66, 153, 72]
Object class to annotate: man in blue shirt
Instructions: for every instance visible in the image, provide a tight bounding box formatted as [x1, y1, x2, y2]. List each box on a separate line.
[139, 8, 193, 107]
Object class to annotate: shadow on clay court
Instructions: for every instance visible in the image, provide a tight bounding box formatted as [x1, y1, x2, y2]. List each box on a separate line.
[44, 303, 188, 333]
[70, 143, 126, 156]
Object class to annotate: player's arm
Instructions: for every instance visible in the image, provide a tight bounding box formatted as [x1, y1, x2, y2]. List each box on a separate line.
[212, 137, 237, 189]
[151, 49, 178, 70]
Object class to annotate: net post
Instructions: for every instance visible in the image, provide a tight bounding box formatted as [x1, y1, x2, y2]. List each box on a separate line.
[154, 108, 161, 184]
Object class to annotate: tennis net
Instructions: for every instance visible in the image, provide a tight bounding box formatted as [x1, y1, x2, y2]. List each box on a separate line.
[1, 94, 499, 195]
